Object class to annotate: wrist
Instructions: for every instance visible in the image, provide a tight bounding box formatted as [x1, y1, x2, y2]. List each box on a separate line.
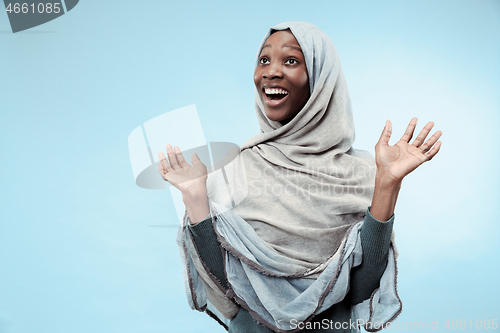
[182, 190, 208, 206]
[182, 189, 208, 206]
[181, 180, 207, 200]
[183, 188, 209, 225]
[375, 171, 402, 192]
[370, 172, 401, 222]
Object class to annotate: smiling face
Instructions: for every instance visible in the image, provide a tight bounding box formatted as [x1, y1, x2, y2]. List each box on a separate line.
[254, 29, 310, 125]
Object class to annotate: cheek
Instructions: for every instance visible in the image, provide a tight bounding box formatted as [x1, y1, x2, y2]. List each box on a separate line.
[291, 69, 310, 99]
[253, 70, 261, 88]
[298, 70, 309, 92]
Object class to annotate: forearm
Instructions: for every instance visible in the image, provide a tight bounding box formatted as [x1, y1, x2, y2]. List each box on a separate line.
[182, 183, 210, 225]
[369, 172, 402, 222]
[350, 206, 394, 305]
[189, 217, 229, 290]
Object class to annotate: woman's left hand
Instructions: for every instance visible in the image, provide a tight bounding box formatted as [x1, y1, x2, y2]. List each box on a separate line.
[375, 117, 442, 184]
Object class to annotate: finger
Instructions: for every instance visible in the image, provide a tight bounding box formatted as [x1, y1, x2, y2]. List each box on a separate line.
[425, 140, 442, 161]
[166, 144, 181, 170]
[400, 117, 418, 143]
[411, 121, 434, 148]
[157, 162, 167, 180]
[376, 120, 392, 147]
[174, 146, 190, 168]
[158, 152, 173, 173]
[420, 130, 443, 154]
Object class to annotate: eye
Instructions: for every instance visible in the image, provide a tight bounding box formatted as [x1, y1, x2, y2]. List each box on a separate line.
[259, 57, 270, 64]
[285, 58, 298, 65]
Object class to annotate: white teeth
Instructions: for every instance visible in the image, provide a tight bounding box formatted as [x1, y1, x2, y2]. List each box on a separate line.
[264, 88, 289, 95]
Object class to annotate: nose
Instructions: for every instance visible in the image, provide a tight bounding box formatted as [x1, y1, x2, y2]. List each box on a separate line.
[263, 62, 283, 79]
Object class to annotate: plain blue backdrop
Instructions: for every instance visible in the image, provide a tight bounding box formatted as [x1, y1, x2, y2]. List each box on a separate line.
[1, 1, 499, 332]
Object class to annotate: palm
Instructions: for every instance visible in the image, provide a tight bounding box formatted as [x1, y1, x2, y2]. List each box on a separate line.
[157, 144, 207, 193]
[375, 118, 442, 182]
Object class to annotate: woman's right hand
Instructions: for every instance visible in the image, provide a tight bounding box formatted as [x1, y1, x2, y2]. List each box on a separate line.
[157, 144, 208, 196]
[158, 144, 210, 225]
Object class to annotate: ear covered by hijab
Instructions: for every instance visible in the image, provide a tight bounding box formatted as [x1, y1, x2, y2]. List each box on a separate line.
[221, 21, 378, 269]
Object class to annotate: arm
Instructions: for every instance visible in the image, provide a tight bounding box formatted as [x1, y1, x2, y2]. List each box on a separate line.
[349, 118, 442, 304]
[349, 206, 394, 305]
[188, 215, 230, 290]
[157, 144, 228, 287]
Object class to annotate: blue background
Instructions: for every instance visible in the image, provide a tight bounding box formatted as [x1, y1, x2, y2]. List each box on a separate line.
[1, 0, 499, 332]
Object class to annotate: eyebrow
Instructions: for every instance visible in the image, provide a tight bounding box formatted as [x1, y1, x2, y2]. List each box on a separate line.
[261, 44, 303, 53]
[284, 44, 303, 52]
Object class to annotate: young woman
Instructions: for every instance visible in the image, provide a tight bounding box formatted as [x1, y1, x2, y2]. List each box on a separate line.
[158, 22, 442, 332]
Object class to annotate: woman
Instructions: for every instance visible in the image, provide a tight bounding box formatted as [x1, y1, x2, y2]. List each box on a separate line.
[158, 22, 442, 332]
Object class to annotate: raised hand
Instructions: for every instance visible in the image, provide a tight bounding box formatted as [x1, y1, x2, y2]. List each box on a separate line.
[369, 117, 443, 222]
[375, 117, 442, 184]
[157, 144, 208, 195]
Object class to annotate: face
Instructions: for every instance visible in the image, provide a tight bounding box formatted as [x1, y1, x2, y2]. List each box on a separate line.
[254, 30, 310, 125]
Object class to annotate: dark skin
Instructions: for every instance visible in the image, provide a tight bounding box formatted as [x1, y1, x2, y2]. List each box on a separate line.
[253, 29, 310, 126]
[158, 30, 443, 224]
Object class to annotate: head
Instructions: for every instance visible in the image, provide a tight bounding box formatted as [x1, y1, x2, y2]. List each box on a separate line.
[253, 29, 310, 126]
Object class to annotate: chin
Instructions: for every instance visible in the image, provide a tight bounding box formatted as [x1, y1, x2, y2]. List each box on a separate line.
[265, 110, 287, 122]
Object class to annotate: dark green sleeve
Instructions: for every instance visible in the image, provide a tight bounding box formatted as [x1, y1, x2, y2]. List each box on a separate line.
[349, 206, 394, 305]
[188, 216, 229, 290]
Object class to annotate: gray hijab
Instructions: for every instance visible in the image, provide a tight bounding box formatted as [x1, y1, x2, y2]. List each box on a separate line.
[226, 21, 377, 270]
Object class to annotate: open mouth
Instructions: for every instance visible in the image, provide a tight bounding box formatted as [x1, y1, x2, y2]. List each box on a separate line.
[264, 87, 289, 102]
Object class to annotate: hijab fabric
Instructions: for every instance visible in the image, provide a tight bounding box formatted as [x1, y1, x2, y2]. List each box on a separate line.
[177, 21, 401, 332]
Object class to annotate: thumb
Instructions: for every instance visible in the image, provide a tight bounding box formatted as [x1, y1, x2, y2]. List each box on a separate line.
[376, 120, 392, 147]
[192, 152, 202, 166]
